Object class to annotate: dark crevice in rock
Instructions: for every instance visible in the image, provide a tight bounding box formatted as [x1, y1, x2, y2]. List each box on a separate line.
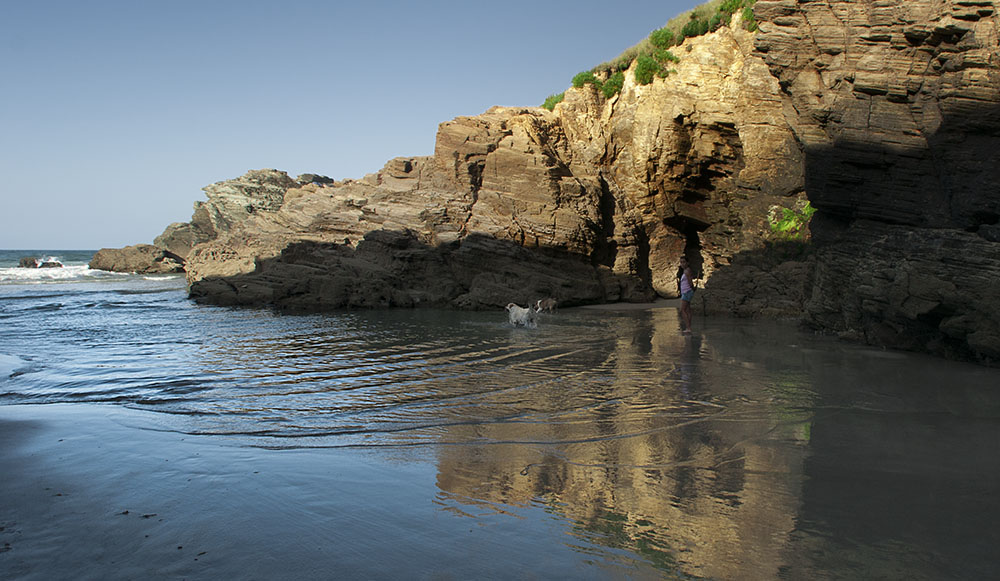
[593, 175, 619, 269]
[683, 228, 704, 280]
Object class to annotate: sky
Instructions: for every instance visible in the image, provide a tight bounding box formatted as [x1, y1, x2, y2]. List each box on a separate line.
[1, 0, 704, 249]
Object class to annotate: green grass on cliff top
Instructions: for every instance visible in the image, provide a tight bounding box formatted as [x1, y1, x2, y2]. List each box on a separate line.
[542, 0, 756, 109]
[593, 0, 728, 73]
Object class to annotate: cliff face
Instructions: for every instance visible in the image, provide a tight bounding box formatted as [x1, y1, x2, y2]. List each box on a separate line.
[90, 169, 298, 274]
[112, 0, 999, 363]
[182, 22, 808, 312]
[753, 0, 1000, 361]
[155, 169, 298, 258]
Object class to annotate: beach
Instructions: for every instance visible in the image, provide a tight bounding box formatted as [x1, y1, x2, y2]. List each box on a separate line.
[4, 403, 660, 580]
[4, 253, 1000, 578]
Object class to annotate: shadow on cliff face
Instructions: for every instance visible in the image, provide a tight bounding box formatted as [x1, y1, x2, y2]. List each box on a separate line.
[802, 100, 1000, 365]
[698, 240, 817, 321]
[804, 108, 1000, 235]
[704, 101, 1000, 364]
[189, 231, 655, 312]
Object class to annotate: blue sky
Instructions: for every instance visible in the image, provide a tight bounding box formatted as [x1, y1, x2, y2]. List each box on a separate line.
[1, 0, 703, 249]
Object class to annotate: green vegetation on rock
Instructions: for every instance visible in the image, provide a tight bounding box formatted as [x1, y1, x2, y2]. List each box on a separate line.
[634, 55, 659, 85]
[572, 71, 600, 89]
[682, 0, 758, 39]
[601, 72, 625, 99]
[648, 27, 675, 49]
[633, 46, 681, 86]
[545, 0, 758, 106]
[653, 49, 680, 64]
[742, 6, 758, 31]
[681, 18, 711, 38]
[541, 92, 565, 111]
[770, 201, 816, 241]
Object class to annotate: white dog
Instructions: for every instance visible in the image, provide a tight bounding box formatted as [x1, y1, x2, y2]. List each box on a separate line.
[506, 302, 538, 328]
[535, 297, 557, 313]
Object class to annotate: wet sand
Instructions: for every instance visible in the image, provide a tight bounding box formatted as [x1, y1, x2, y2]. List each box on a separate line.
[0, 404, 662, 580]
[576, 298, 681, 311]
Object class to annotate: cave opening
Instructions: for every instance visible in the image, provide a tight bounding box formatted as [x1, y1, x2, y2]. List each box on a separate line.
[683, 226, 704, 280]
[664, 215, 706, 279]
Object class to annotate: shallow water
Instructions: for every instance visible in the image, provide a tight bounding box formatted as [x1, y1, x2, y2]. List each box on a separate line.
[2, 251, 1000, 579]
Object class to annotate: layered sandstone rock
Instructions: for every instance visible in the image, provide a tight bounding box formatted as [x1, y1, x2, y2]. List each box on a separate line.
[152, 169, 299, 260]
[557, 22, 806, 299]
[88, 244, 184, 274]
[185, 136, 614, 310]
[183, 20, 807, 312]
[749, 0, 1000, 361]
[92, 2, 1000, 363]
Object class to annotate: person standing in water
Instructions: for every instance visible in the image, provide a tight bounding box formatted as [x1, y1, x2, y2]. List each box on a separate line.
[678, 256, 695, 334]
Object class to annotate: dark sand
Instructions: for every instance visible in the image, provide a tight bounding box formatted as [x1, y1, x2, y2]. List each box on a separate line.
[0, 404, 662, 580]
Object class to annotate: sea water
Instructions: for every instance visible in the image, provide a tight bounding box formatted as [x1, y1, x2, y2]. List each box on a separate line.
[2, 249, 1000, 579]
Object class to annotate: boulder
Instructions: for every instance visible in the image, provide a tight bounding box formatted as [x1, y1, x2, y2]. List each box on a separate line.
[296, 173, 336, 186]
[89, 244, 184, 274]
[18, 256, 38, 268]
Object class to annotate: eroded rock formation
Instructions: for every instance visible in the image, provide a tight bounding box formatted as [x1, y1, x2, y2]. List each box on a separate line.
[90, 169, 301, 271]
[88, 244, 184, 274]
[93, 1, 1000, 363]
[751, 0, 1000, 361]
[154, 169, 299, 260]
[181, 22, 807, 312]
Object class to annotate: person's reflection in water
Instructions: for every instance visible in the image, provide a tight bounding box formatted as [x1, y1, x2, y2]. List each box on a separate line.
[677, 329, 702, 399]
[678, 256, 695, 334]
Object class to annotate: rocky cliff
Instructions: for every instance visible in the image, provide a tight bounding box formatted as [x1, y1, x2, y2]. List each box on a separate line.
[752, 0, 1000, 362]
[90, 169, 299, 273]
[95, 0, 1000, 364]
[178, 20, 807, 313]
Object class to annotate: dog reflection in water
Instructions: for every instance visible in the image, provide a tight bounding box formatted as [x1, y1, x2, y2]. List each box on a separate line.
[505, 303, 538, 328]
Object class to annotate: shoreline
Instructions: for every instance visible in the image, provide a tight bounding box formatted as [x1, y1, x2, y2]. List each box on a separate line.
[576, 298, 680, 311]
[0, 403, 659, 579]
[0, 403, 427, 579]
[0, 404, 446, 579]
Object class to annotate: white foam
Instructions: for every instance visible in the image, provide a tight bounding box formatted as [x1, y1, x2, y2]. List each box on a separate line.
[0, 265, 129, 285]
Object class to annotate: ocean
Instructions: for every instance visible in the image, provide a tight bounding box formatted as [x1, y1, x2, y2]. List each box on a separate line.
[2, 249, 1000, 579]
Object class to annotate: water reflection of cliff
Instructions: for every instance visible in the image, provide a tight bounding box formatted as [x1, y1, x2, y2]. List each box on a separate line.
[435, 309, 814, 579]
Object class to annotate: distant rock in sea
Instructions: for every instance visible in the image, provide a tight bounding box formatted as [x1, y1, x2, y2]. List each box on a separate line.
[17, 256, 62, 268]
[89, 244, 184, 274]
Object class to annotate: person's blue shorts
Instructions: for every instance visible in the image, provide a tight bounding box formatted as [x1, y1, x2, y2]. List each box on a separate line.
[681, 291, 694, 302]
